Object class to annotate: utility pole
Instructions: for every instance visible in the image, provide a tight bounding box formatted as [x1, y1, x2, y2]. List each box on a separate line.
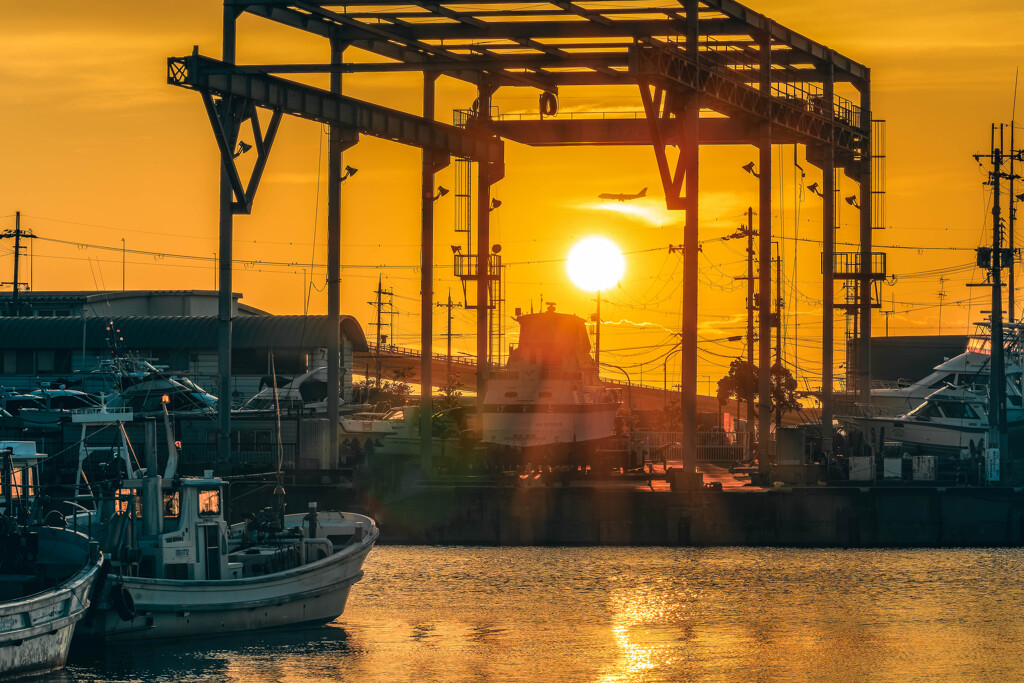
[774, 240, 783, 436]
[729, 208, 757, 460]
[367, 275, 394, 389]
[0, 212, 37, 316]
[1011, 120, 1017, 323]
[436, 288, 462, 377]
[937, 276, 947, 334]
[973, 123, 1021, 475]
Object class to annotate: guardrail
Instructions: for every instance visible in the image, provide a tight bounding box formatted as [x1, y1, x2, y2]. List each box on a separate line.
[634, 430, 750, 463]
[362, 343, 672, 393]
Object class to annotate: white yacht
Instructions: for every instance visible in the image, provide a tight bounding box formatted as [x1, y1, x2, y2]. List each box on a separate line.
[867, 346, 1023, 420]
[846, 386, 990, 453]
[482, 304, 618, 450]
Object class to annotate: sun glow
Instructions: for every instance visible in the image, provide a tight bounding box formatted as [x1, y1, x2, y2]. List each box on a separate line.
[566, 236, 625, 292]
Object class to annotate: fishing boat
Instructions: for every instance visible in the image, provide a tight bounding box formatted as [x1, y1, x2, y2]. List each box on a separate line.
[0, 441, 103, 678]
[66, 403, 378, 643]
[482, 304, 619, 453]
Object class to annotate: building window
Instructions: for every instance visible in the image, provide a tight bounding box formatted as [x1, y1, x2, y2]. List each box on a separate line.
[36, 350, 54, 374]
[15, 350, 33, 374]
[231, 348, 269, 375]
[170, 351, 189, 372]
[55, 350, 72, 374]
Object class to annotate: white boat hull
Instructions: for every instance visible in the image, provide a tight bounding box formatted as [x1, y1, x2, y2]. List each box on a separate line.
[850, 416, 988, 452]
[0, 528, 102, 678]
[482, 404, 618, 447]
[77, 528, 375, 643]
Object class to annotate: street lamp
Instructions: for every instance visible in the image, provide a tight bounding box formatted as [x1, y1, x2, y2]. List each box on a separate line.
[663, 341, 683, 410]
[600, 361, 632, 413]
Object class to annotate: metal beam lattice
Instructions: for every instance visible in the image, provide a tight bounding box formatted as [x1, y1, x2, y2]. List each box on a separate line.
[169, 53, 503, 176]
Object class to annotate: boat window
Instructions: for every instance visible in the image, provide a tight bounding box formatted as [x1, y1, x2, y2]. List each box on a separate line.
[163, 490, 180, 519]
[198, 488, 221, 516]
[915, 402, 943, 419]
[2, 466, 33, 500]
[940, 402, 978, 419]
[115, 488, 143, 516]
[539, 391, 553, 398]
[928, 373, 954, 389]
[504, 392, 518, 397]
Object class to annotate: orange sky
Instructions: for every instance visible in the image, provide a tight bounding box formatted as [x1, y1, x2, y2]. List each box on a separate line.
[2, 1, 1023, 393]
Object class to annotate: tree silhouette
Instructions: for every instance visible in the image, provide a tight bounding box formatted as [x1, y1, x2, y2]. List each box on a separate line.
[717, 359, 800, 422]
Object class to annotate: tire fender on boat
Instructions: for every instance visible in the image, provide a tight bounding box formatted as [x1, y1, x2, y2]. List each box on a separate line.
[112, 584, 136, 621]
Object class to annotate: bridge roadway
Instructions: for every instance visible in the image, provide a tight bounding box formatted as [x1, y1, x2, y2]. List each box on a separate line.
[354, 343, 731, 415]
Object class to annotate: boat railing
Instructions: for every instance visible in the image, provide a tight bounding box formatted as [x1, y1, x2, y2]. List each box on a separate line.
[70, 405, 134, 422]
[853, 403, 899, 418]
[61, 499, 95, 539]
[871, 379, 911, 390]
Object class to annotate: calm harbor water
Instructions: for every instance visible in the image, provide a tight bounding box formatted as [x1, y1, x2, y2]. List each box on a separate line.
[57, 546, 1024, 682]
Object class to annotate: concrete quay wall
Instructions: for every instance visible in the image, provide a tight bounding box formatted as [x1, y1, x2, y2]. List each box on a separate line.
[368, 486, 1024, 547]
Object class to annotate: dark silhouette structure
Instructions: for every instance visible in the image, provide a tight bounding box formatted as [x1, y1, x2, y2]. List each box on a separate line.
[168, 0, 876, 474]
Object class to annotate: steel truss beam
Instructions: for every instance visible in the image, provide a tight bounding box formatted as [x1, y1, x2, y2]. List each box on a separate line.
[239, 4, 866, 94]
[168, 53, 504, 179]
[242, 4, 554, 91]
[630, 44, 865, 156]
[488, 117, 810, 147]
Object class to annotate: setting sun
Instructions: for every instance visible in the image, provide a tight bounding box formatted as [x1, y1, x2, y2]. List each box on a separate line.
[566, 236, 626, 292]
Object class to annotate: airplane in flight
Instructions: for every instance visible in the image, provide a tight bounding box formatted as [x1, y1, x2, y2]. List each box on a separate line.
[598, 187, 647, 202]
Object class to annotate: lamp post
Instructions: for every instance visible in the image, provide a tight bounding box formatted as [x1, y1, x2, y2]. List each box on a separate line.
[663, 340, 683, 410]
[600, 361, 632, 413]
[566, 236, 625, 373]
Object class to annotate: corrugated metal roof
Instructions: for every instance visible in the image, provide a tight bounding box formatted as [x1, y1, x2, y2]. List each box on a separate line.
[0, 315, 367, 352]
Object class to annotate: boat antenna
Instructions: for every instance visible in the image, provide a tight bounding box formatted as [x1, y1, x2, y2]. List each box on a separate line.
[270, 351, 285, 481]
[161, 396, 179, 479]
[270, 351, 286, 523]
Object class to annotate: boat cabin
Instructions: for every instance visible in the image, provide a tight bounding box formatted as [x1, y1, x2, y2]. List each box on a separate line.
[111, 473, 337, 583]
[108, 473, 242, 582]
[901, 388, 987, 428]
